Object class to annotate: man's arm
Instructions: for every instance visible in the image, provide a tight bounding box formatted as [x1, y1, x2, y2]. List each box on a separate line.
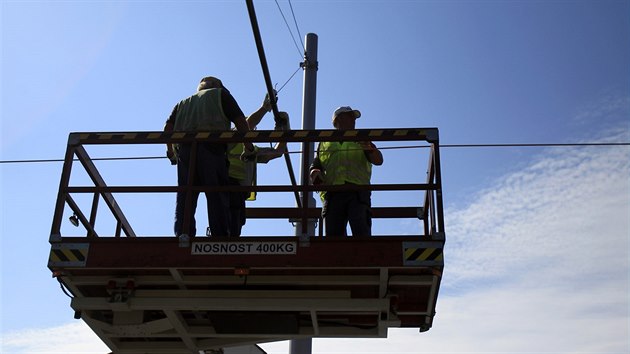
[164, 106, 178, 165]
[233, 116, 255, 152]
[255, 142, 286, 164]
[246, 92, 275, 129]
[220, 89, 254, 152]
[360, 141, 384, 166]
[309, 143, 324, 185]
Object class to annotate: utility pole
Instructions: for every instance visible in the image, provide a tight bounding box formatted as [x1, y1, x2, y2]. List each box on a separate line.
[294, 33, 318, 239]
[291, 32, 318, 354]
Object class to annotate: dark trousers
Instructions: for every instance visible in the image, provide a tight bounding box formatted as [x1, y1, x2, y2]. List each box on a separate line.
[174, 143, 230, 237]
[322, 191, 372, 238]
[228, 177, 248, 237]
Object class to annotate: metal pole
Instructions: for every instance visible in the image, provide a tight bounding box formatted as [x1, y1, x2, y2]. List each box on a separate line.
[289, 338, 312, 354]
[291, 33, 318, 354]
[245, 0, 301, 207]
[294, 33, 318, 239]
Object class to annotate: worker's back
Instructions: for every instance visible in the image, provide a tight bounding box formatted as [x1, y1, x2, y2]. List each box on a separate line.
[174, 88, 230, 132]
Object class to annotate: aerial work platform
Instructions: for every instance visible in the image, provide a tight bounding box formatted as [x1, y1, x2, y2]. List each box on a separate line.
[48, 128, 446, 354]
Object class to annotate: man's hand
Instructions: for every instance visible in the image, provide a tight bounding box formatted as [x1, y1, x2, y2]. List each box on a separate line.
[166, 150, 177, 165]
[310, 169, 324, 185]
[263, 90, 278, 112]
[275, 111, 290, 131]
[240, 146, 257, 162]
[358, 141, 375, 151]
[359, 141, 384, 166]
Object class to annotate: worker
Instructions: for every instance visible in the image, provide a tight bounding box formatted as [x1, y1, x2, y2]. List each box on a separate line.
[227, 105, 289, 237]
[309, 106, 383, 238]
[164, 76, 255, 239]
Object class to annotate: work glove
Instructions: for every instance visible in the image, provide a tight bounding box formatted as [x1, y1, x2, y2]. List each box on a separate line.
[240, 146, 257, 162]
[166, 150, 177, 165]
[275, 111, 290, 131]
[263, 90, 278, 112]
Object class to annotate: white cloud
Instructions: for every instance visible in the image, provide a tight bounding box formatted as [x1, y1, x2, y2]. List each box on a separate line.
[444, 130, 630, 291]
[2, 322, 109, 354]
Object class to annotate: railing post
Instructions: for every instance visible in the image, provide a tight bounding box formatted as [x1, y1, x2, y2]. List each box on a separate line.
[50, 137, 77, 242]
[432, 141, 445, 236]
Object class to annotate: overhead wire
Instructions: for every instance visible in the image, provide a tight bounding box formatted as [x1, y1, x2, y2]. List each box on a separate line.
[274, 0, 305, 58]
[287, 0, 305, 51]
[270, 0, 305, 94]
[2, 142, 628, 165]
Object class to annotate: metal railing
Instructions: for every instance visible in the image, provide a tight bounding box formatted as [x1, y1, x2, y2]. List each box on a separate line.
[49, 128, 445, 241]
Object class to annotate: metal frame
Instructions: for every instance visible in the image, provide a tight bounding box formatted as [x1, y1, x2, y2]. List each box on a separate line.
[48, 128, 445, 354]
[49, 128, 444, 240]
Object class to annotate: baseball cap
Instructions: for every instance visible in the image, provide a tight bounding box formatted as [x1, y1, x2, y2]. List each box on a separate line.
[332, 106, 361, 126]
[198, 76, 224, 91]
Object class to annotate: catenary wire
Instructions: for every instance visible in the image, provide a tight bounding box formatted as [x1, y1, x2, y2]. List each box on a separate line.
[288, 0, 305, 51]
[274, 0, 304, 58]
[1, 142, 628, 165]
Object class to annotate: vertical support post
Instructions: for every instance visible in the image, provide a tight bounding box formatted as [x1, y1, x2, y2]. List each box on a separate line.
[50, 137, 77, 242]
[290, 338, 312, 354]
[295, 33, 318, 240]
[88, 193, 99, 238]
[432, 140, 445, 235]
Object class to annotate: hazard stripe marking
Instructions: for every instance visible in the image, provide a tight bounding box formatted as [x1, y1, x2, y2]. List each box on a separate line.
[402, 242, 443, 266]
[245, 131, 259, 138]
[72, 129, 437, 144]
[369, 130, 384, 137]
[48, 243, 89, 267]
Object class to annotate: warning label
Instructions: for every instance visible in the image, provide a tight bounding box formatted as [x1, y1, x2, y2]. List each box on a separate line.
[191, 242, 296, 255]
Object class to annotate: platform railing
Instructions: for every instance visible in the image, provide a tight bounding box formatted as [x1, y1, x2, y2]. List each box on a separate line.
[49, 128, 444, 242]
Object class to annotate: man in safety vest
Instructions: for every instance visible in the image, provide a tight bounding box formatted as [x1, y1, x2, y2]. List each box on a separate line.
[309, 106, 383, 238]
[227, 101, 289, 237]
[164, 76, 255, 239]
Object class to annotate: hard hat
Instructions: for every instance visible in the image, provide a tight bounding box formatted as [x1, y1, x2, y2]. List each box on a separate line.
[332, 106, 361, 127]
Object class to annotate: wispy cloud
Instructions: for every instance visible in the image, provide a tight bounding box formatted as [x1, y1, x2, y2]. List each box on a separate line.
[444, 127, 629, 291]
[2, 322, 109, 354]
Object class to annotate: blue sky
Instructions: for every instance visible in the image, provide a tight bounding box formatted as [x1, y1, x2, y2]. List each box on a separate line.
[1, 0, 629, 353]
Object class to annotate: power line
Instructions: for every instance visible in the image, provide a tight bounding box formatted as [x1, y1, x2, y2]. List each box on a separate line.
[1, 142, 627, 165]
[274, 0, 304, 58]
[288, 0, 305, 51]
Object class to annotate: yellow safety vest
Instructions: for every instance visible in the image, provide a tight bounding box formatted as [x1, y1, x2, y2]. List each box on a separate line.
[317, 141, 372, 199]
[173, 88, 230, 132]
[228, 144, 259, 201]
